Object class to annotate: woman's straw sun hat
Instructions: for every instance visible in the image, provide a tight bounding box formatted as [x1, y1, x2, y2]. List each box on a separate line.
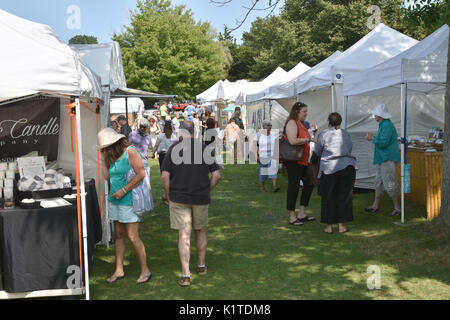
[97, 127, 126, 149]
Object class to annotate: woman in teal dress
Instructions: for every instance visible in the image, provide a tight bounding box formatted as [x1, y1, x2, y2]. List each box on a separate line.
[98, 128, 152, 284]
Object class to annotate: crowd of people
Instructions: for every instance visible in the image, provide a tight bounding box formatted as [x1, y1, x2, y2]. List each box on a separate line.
[99, 99, 400, 286]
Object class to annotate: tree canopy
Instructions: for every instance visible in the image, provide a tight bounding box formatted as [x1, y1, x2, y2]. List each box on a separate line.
[113, 0, 230, 100]
[68, 35, 98, 44]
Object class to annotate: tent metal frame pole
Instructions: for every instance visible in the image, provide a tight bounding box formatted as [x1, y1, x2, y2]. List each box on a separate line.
[344, 96, 349, 130]
[400, 83, 406, 225]
[125, 97, 129, 127]
[75, 98, 90, 300]
[331, 84, 336, 112]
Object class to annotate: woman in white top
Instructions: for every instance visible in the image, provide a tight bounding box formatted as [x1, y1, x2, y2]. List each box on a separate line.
[152, 121, 178, 171]
[253, 119, 280, 192]
[148, 117, 160, 154]
[193, 113, 201, 139]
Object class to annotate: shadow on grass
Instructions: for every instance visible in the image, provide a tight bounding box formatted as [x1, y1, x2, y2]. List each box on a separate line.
[90, 162, 450, 300]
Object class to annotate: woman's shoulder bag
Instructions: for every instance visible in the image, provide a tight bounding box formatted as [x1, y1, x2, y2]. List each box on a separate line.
[279, 120, 304, 161]
[125, 147, 154, 217]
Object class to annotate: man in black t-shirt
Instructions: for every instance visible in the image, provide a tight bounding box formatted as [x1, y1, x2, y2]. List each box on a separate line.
[161, 120, 221, 287]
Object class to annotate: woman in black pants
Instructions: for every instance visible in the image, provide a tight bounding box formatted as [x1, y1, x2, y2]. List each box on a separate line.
[283, 102, 316, 226]
[314, 113, 356, 233]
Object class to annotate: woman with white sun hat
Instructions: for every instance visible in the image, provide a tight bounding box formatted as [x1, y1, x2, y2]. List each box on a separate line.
[364, 104, 401, 217]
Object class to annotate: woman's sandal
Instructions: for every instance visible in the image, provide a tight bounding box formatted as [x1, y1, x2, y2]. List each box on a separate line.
[289, 219, 304, 226]
[136, 273, 152, 284]
[390, 210, 401, 216]
[363, 207, 379, 213]
[106, 274, 125, 283]
[298, 215, 316, 222]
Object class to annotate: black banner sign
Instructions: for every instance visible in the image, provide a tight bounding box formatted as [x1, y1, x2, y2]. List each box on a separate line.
[0, 96, 60, 162]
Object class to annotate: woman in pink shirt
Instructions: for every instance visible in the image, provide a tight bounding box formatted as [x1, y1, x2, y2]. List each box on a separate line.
[225, 118, 242, 162]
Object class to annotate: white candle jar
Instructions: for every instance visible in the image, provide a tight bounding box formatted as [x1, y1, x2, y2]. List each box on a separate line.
[6, 170, 15, 179]
[4, 179, 14, 188]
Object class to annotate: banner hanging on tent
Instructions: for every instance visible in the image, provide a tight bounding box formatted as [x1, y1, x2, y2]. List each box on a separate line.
[0, 96, 60, 162]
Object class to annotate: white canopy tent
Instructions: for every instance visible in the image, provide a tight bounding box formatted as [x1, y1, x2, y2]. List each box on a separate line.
[110, 97, 145, 114]
[215, 79, 261, 103]
[0, 9, 104, 299]
[0, 10, 103, 102]
[238, 66, 288, 104]
[251, 62, 311, 131]
[296, 23, 418, 121]
[245, 56, 338, 131]
[262, 62, 311, 101]
[343, 24, 448, 223]
[196, 79, 228, 105]
[293, 24, 419, 189]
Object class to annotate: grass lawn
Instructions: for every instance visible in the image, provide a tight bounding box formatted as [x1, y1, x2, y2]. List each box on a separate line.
[89, 158, 450, 300]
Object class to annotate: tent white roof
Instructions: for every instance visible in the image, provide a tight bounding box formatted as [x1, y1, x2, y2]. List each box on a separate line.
[296, 23, 419, 94]
[69, 42, 127, 92]
[344, 24, 449, 96]
[196, 79, 228, 103]
[110, 97, 145, 114]
[244, 67, 288, 103]
[0, 9, 103, 102]
[262, 61, 311, 100]
[214, 79, 261, 103]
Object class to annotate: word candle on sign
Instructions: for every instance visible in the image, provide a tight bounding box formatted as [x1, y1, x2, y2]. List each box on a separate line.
[0, 96, 60, 162]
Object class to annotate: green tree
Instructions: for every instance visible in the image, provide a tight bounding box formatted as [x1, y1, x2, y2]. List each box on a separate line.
[68, 35, 98, 44]
[219, 26, 253, 81]
[113, 0, 230, 100]
[404, 0, 449, 36]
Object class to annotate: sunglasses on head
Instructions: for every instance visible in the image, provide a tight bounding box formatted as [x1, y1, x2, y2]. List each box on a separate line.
[294, 102, 307, 109]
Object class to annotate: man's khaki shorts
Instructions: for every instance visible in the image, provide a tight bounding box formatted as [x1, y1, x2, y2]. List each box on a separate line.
[169, 201, 209, 231]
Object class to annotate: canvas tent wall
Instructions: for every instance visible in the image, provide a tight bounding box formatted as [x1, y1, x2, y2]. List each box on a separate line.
[342, 24, 448, 197]
[0, 9, 105, 299]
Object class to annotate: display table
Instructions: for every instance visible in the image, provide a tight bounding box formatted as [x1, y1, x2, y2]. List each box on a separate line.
[397, 148, 443, 220]
[0, 179, 102, 295]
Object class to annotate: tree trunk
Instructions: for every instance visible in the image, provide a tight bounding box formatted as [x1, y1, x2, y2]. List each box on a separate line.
[440, 32, 450, 225]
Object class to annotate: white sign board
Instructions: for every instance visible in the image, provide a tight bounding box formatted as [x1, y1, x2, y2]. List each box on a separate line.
[17, 156, 46, 179]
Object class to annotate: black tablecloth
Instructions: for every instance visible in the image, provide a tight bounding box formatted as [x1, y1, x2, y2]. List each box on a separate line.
[0, 179, 102, 293]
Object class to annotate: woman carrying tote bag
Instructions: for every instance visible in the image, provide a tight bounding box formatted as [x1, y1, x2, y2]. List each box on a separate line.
[98, 128, 152, 285]
[283, 102, 317, 227]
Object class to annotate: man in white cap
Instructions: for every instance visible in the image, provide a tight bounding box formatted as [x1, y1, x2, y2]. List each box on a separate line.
[364, 104, 401, 216]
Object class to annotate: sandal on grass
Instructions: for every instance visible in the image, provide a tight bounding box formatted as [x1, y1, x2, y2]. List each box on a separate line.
[390, 210, 401, 216]
[137, 273, 152, 284]
[363, 207, 379, 213]
[298, 215, 316, 222]
[106, 274, 125, 283]
[289, 219, 304, 226]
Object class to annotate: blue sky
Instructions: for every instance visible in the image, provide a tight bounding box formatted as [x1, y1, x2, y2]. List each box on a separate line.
[0, 0, 284, 44]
